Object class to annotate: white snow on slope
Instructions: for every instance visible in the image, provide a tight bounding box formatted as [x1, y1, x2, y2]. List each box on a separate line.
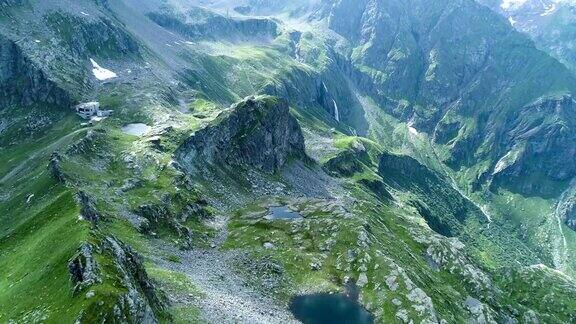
[541, 4, 557, 15]
[501, 0, 528, 10]
[90, 58, 117, 81]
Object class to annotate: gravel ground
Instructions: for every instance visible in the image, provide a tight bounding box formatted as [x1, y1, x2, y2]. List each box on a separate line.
[151, 216, 300, 324]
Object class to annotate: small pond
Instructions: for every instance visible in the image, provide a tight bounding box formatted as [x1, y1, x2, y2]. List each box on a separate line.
[122, 123, 151, 137]
[264, 206, 303, 220]
[290, 293, 374, 324]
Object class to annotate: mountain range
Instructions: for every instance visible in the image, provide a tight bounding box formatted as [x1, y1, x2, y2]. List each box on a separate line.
[1, 0, 576, 323]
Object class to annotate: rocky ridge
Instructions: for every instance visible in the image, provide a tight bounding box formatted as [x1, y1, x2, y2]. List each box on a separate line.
[176, 95, 306, 174]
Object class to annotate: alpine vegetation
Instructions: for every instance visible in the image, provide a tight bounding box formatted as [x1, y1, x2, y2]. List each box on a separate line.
[1, 0, 576, 323]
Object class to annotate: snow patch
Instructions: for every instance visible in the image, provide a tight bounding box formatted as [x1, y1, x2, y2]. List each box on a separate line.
[80, 11, 90, 16]
[541, 4, 557, 16]
[501, 0, 528, 10]
[508, 16, 517, 26]
[493, 148, 522, 175]
[90, 58, 117, 81]
[407, 120, 419, 137]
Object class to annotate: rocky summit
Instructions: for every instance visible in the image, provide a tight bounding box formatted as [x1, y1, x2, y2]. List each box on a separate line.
[176, 96, 306, 174]
[1, 0, 576, 323]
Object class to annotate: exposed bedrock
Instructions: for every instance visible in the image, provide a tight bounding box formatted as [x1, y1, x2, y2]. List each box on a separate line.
[176, 95, 306, 174]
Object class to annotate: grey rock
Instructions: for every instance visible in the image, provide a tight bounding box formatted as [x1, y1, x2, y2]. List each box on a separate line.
[97, 237, 168, 324]
[76, 191, 100, 226]
[48, 152, 65, 184]
[176, 96, 306, 174]
[136, 202, 194, 248]
[0, 34, 70, 109]
[310, 262, 321, 271]
[146, 7, 278, 43]
[68, 243, 101, 293]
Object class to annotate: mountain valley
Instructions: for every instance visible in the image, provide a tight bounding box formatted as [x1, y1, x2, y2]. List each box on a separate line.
[1, 0, 576, 323]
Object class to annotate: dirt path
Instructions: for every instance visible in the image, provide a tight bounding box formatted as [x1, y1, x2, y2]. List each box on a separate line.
[151, 215, 300, 324]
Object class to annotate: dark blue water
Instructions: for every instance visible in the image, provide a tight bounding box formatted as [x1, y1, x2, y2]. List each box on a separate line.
[264, 206, 303, 220]
[290, 293, 374, 324]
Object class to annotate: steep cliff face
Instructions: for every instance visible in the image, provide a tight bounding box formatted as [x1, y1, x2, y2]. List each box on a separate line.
[261, 65, 358, 126]
[317, 0, 576, 194]
[478, 0, 576, 73]
[0, 34, 69, 108]
[70, 237, 168, 323]
[491, 96, 576, 196]
[176, 96, 306, 174]
[147, 7, 278, 43]
[378, 153, 487, 237]
[45, 11, 140, 59]
[566, 203, 576, 231]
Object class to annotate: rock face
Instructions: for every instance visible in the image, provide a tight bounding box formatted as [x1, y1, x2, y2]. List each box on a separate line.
[49, 152, 66, 183]
[378, 153, 486, 237]
[0, 34, 69, 108]
[45, 11, 140, 59]
[479, 0, 576, 73]
[71, 237, 168, 323]
[176, 96, 306, 174]
[68, 243, 101, 294]
[136, 203, 194, 249]
[76, 191, 101, 226]
[315, 0, 576, 195]
[147, 7, 277, 42]
[69, 237, 168, 323]
[101, 237, 167, 324]
[491, 95, 576, 196]
[262, 69, 354, 125]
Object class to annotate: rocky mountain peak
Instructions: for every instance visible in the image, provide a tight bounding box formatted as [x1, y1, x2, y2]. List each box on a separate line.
[176, 96, 306, 174]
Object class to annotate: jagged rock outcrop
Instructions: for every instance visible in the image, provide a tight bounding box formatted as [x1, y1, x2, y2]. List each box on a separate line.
[73, 237, 168, 323]
[0, 33, 70, 108]
[76, 191, 100, 225]
[176, 96, 306, 174]
[136, 203, 193, 248]
[491, 95, 576, 196]
[68, 242, 101, 294]
[66, 130, 101, 155]
[323, 151, 366, 178]
[100, 237, 167, 324]
[49, 152, 66, 183]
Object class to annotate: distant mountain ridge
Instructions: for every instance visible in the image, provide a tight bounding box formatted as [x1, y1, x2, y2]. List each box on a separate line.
[479, 0, 576, 72]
